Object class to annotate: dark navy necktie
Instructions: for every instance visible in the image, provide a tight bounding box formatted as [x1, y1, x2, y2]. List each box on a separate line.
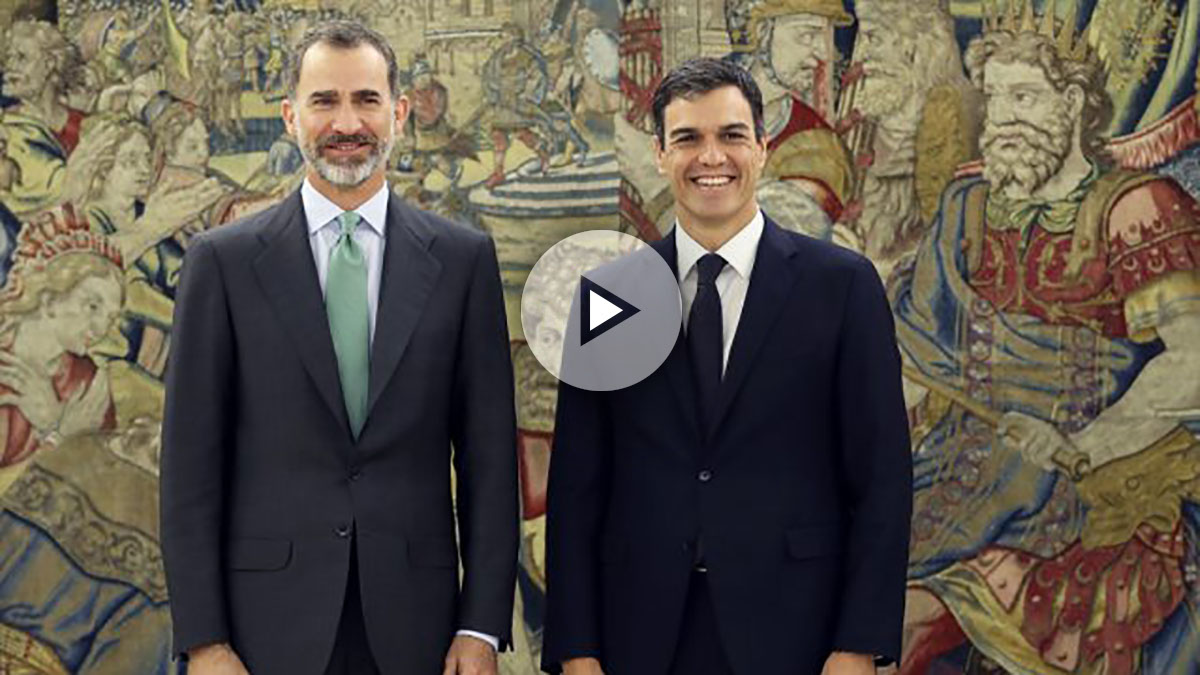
[688, 253, 727, 430]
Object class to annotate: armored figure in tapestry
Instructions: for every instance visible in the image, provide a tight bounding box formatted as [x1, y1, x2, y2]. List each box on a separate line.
[892, 5, 1200, 673]
[726, 0, 856, 237]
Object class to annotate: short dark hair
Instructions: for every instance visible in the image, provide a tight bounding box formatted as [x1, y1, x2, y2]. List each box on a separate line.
[651, 57, 765, 145]
[286, 20, 401, 101]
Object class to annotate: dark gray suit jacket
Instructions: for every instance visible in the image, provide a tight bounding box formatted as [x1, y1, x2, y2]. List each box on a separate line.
[160, 189, 518, 674]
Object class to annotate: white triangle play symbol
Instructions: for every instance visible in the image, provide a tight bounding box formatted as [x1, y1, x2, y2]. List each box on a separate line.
[589, 290, 622, 330]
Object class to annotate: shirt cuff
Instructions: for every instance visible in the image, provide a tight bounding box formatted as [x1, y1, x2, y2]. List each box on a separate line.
[456, 629, 499, 651]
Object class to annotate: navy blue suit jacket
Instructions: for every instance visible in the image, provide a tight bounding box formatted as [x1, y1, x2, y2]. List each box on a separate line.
[543, 217, 913, 674]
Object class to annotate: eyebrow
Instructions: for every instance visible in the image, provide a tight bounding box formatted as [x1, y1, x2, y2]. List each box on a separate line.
[307, 89, 385, 102]
[984, 82, 1051, 94]
[668, 123, 752, 140]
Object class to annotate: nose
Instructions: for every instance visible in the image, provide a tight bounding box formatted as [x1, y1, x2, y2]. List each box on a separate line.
[87, 317, 107, 342]
[988, 98, 1014, 126]
[331, 100, 362, 134]
[698, 138, 726, 166]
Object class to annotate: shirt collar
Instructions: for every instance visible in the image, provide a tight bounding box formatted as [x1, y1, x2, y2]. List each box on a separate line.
[301, 177, 390, 237]
[674, 209, 764, 282]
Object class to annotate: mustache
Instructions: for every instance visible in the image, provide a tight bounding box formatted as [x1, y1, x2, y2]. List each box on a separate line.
[319, 133, 378, 147]
[981, 119, 1070, 193]
[981, 121, 1059, 151]
[784, 57, 824, 73]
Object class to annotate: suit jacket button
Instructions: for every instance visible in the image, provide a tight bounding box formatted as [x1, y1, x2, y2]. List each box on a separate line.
[698, 470, 713, 482]
[349, 469, 362, 482]
[335, 524, 351, 538]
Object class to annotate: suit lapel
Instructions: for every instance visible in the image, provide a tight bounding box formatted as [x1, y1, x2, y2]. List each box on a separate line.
[365, 195, 442, 423]
[710, 218, 799, 438]
[649, 232, 703, 449]
[253, 190, 349, 432]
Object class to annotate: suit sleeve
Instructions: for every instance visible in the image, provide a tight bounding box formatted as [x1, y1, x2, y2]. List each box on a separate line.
[450, 235, 520, 648]
[831, 257, 913, 663]
[159, 236, 236, 655]
[541, 321, 612, 672]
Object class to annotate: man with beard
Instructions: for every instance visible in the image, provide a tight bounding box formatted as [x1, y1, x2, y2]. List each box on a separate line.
[845, 0, 979, 272]
[737, 0, 846, 136]
[732, 0, 857, 228]
[892, 9, 1200, 674]
[0, 19, 88, 216]
[160, 21, 518, 675]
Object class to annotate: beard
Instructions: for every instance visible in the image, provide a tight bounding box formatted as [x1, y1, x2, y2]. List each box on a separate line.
[857, 66, 917, 120]
[297, 126, 395, 188]
[772, 59, 816, 95]
[765, 54, 823, 106]
[981, 111, 1072, 197]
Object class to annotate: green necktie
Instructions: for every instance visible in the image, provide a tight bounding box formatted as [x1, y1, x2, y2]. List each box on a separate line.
[326, 211, 369, 437]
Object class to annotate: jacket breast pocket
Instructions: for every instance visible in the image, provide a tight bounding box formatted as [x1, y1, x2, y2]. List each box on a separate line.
[785, 525, 843, 560]
[226, 538, 293, 571]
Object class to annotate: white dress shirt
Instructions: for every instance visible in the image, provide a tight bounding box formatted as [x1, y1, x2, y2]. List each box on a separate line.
[300, 178, 499, 652]
[675, 209, 765, 375]
[302, 178, 389, 345]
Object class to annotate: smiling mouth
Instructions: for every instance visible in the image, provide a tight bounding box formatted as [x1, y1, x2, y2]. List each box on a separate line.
[691, 176, 735, 189]
[325, 142, 372, 153]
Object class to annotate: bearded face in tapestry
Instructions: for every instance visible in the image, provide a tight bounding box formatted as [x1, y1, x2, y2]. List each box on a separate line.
[892, 5, 1200, 674]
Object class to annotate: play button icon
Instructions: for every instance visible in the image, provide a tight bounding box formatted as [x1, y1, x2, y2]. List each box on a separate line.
[580, 276, 640, 345]
[521, 230, 682, 391]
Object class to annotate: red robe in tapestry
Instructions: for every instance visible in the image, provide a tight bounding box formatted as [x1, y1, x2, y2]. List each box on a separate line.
[0, 348, 116, 468]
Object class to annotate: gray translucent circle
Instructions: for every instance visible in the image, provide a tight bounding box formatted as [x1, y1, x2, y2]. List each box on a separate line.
[521, 230, 682, 391]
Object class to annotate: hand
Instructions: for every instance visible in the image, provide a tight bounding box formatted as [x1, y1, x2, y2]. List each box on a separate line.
[187, 643, 249, 675]
[58, 369, 111, 437]
[64, 121, 128, 204]
[105, 416, 162, 476]
[140, 178, 226, 235]
[821, 651, 876, 675]
[0, 352, 63, 431]
[998, 411, 1076, 472]
[117, 178, 225, 262]
[442, 635, 497, 675]
[562, 657, 605, 675]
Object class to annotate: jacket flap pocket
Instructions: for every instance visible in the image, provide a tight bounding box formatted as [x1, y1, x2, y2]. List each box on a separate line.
[227, 538, 292, 571]
[407, 536, 458, 568]
[785, 526, 843, 560]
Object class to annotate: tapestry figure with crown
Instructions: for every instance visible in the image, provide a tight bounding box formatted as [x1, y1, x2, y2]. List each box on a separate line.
[891, 2, 1200, 673]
